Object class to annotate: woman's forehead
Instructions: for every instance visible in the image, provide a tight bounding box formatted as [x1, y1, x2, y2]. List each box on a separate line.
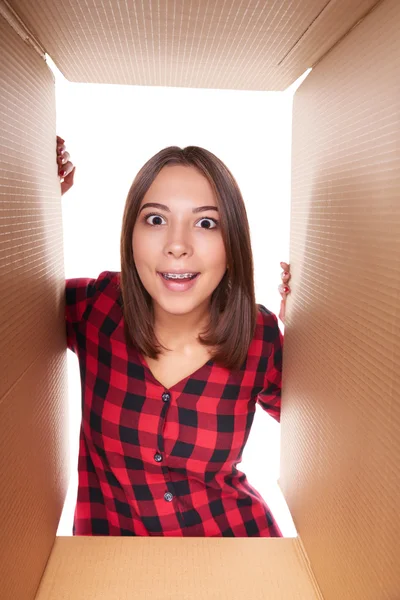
[142, 164, 217, 207]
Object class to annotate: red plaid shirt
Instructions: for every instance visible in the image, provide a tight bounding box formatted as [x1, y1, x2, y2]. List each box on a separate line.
[66, 270, 283, 537]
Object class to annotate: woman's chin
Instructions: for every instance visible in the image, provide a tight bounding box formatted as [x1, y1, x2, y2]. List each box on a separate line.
[155, 298, 203, 316]
[151, 289, 211, 317]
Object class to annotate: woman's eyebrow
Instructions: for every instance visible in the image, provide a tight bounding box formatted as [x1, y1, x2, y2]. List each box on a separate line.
[192, 205, 219, 214]
[139, 202, 218, 214]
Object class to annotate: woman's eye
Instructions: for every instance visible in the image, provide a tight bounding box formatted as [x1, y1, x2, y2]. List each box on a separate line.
[144, 214, 218, 229]
[145, 214, 166, 226]
[196, 218, 218, 229]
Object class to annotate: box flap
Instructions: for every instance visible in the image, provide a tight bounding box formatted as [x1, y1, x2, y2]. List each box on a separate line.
[0, 10, 69, 600]
[36, 537, 322, 599]
[9, 0, 378, 90]
[280, 0, 400, 597]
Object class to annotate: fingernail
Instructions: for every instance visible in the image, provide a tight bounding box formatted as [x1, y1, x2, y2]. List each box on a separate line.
[60, 170, 66, 177]
[283, 286, 290, 293]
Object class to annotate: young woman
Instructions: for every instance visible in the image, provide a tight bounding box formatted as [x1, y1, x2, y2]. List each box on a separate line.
[57, 137, 291, 538]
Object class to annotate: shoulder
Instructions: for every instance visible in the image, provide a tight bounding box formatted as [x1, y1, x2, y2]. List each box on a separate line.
[90, 270, 121, 304]
[244, 304, 282, 380]
[253, 305, 283, 377]
[246, 303, 281, 362]
[82, 270, 122, 327]
[93, 270, 120, 292]
[66, 270, 121, 309]
[256, 303, 280, 340]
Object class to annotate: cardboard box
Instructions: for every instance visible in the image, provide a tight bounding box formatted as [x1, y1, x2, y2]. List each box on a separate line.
[0, 0, 398, 598]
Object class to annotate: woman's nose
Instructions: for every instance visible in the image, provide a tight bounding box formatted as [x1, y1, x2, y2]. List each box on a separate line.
[164, 227, 193, 258]
[165, 240, 191, 258]
[167, 247, 188, 258]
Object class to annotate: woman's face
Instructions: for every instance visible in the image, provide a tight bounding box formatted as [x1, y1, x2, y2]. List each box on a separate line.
[132, 165, 227, 318]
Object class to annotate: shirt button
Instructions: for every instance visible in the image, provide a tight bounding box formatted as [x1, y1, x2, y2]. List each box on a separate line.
[164, 492, 174, 502]
[154, 453, 163, 463]
[162, 392, 171, 403]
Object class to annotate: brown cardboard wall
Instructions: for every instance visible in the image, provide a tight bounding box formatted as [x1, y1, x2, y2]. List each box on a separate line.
[8, 0, 378, 91]
[280, 0, 400, 597]
[0, 14, 69, 600]
[1, 0, 399, 598]
[35, 537, 322, 599]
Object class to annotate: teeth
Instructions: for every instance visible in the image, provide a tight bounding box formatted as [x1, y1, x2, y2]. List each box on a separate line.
[163, 273, 196, 280]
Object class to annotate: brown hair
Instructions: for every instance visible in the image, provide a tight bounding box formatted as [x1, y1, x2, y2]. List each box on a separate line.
[120, 146, 257, 371]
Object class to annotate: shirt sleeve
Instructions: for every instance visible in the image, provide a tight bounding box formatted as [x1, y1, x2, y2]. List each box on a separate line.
[65, 276, 97, 353]
[257, 312, 283, 424]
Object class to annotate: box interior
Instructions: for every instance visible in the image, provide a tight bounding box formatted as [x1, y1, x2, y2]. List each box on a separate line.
[0, 0, 398, 598]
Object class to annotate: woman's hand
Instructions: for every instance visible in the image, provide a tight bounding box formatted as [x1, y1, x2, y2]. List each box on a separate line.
[278, 262, 291, 324]
[56, 136, 75, 195]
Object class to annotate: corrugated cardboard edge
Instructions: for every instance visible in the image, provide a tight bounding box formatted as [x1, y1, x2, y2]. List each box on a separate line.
[277, 479, 323, 599]
[310, 0, 385, 70]
[280, 0, 400, 597]
[0, 0, 46, 57]
[36, 537, 323, 599]
[0, 7, 68, 600]
[5, 0, 381, 90]
[293, 536, 324, 600]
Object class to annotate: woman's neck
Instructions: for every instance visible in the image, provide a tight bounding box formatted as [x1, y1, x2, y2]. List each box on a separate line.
[153, 303, 210, 351]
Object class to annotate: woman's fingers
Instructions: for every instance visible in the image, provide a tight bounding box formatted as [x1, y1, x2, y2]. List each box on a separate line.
[60, 166, 76, 195]
[278, 283, 290, 298]
[56, 136, 75, 195]
[59, 160, 74, 179]
[278, 262, 291, 323]
[280, 262, 290, 279]
[56, 138, 69, 177]
[57, 151, 70, 166]
[279, 261, 291, 295]
[57, 141, 66, 153]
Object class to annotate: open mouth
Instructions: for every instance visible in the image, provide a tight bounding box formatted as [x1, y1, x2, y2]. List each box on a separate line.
[157, 272, 201, 291]
[159, 272, 200, 281]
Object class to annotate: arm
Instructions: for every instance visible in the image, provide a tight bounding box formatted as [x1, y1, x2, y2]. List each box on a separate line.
[65, 277, 97, 353]
[58, 134, 92, 352]
[256, 262, 291, 421]
[257, 311, 283, 423]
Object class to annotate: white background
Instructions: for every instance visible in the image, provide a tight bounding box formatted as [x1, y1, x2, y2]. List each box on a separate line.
[51, 56, 310, 537]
